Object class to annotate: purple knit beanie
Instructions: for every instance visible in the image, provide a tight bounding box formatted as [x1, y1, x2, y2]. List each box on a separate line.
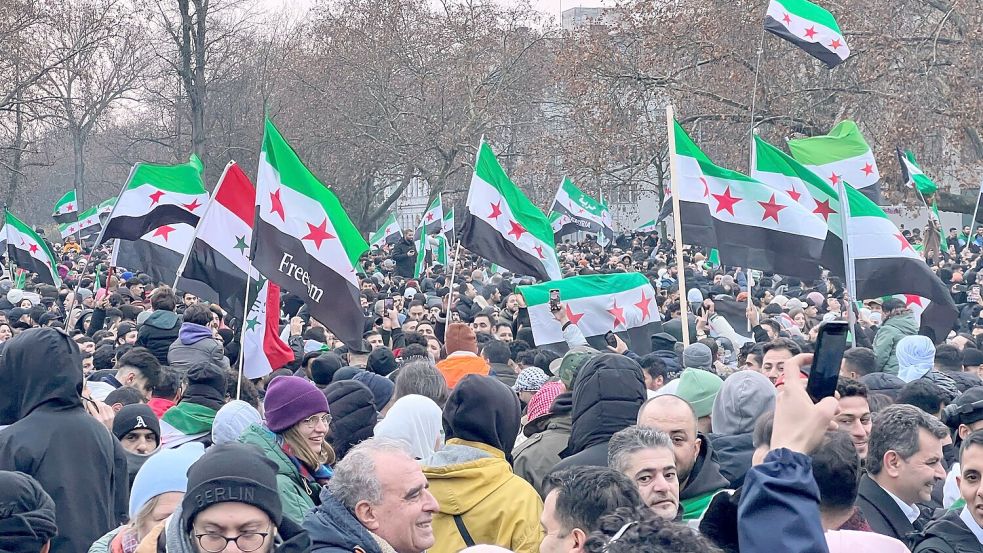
[264, 376, 329, 433]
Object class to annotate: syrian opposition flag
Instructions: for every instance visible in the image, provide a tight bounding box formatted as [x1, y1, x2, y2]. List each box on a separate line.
[113, 223, 218, 301]
[369, 213, 403, 249]
[460, 140, 562, 281]
[764, 0, 850, 68]
[414, 233, 449, 278]
[59, 203, 106, 239]
[898, 148, 938, 196]
[672, 119, 828, 279]
[253, 118, 368, 348]
[416, 194, 443, 238]
[100, 154, 208, 244]
[754, 136, 956, 341]
[241, 277, 294, 379]
[550, 178, 615, 244]
[4, 210, 60, 286]
[635, 219, 659, 233]
[517, 273, 661, 354]
[787, 121, 880, 190]
[52, 189, 78, 223]
[178, 162, 260, 320]
[442, 207, 455, 244]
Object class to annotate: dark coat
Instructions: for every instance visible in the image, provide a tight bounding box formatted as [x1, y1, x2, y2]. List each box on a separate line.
[914, 509, 983, 553]
[0, 328, 129, 553]
[390, 237, 416, 278]
[856, 474, 919, 546]
[323, 380, 378, 460]
[136, 310, 181, 365]
[304, 490, 385, 553]
[708, 432, 755, 488]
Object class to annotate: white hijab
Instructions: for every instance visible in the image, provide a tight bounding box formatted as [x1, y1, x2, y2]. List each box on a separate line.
[374, 394, 444, 461]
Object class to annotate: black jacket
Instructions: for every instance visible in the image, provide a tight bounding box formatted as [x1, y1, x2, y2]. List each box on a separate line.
[390, 237, 416, 278]
[862, 372, 906, 400]
[0, 328, 129, 553]
[324, 380, 378, 460]
[552, 354, 646, 471]
[857, 473, 919, 546]
[914, 509, 983, 553]
[708, 432, 754, 488]
[454, 295, 482, 323]
[136, 310, 181, 365]
[304, 489, 385, 553]
[680, 433, 730, 503]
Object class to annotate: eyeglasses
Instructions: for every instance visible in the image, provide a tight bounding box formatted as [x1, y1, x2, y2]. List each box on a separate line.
[194, 528, 270, 552]
[300, 414, 331, 428]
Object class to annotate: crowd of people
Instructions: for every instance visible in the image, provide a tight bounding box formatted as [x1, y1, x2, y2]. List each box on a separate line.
[4, 222, 983, 553]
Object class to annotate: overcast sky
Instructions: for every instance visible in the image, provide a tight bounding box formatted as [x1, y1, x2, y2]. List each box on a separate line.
[261, 0, 610, 23]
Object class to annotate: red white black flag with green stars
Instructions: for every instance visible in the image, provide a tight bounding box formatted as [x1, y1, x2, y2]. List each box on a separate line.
[253, 118, 369, 348]
[178, 161, 259, 320]
[99, 154, 208, 244]
[764, 0, 850, 68]
[241, 276, 293, 379]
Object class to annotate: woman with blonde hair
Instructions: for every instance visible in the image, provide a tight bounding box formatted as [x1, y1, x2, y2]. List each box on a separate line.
[239, 375, 334, 524]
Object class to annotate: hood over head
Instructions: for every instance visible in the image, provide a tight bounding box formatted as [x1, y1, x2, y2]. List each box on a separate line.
[442, 375, 520, 461]
[0, 327, 83, 425]
[563, 353, 646, 457]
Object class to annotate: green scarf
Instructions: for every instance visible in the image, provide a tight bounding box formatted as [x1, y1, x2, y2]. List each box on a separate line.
[162, 402, 217, 435]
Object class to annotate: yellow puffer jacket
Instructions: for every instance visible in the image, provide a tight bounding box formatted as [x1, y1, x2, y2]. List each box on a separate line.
[424, 439, 543, 553]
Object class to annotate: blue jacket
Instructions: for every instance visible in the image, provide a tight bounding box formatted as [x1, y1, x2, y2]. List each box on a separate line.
[303, 489, 384, 553]
[738, 448, 829, 553]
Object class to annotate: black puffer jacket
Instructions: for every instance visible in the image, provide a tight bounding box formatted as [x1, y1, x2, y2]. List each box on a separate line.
[390, 237, 416, 278]
[324, 380, 378, 460]
[137, 310, 181, 365]
[0, 328, 129, 553]
[552, 354, 646, 471]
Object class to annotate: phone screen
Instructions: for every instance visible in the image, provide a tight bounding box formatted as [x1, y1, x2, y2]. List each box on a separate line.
[549, 289, 561, 312]
[807, 321, 849, 402]
[385, 298, 394, 310]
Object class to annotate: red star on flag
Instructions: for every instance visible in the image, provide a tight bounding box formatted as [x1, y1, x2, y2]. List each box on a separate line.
[813, 198, 837, 221]
[699, 177, 709, 198]
[786, 186, 802, 202]
[565, 304, 584, 325]
[66, 203, 74, 211]
[782, 13, 791, 24]
[153, 225, 176, 240]
[28, 244, 38, 254]
[270, 189, 286, 221]
[862, 163, 875, 176]
[829, 173, 841, 185]
[608, 299, 626, 329]
[149, 190, 165, 205]
[712, 187, 742, 216]
[904, 295, 924, 308]
[183, 198, 202, 211]
[426, 212, 434, 222]
[303, 218, 336, 249]
[895, 233, 914, 252]
[507, 220, 527, 241]
[759, 194, 787, 222]
[533, 245, 545, 259]
[830, 38, 842, 49]
[488, 200, 503, 219]
[634, 292, 652, 320]
[804, 26, 817, 39]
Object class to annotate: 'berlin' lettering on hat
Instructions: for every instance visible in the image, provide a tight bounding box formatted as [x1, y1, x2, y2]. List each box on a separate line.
[195, 486, 255, 508]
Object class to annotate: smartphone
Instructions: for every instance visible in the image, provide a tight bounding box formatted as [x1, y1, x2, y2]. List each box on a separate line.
[549, 289, 561, 312]
[807, 321, 849, 402]
[384, 297, 394, 310]
[604, 331, 618, 347]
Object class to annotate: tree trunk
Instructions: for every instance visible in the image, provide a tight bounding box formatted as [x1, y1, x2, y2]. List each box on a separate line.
[72, 129, 86, 211]
[7, 93, 24, 205]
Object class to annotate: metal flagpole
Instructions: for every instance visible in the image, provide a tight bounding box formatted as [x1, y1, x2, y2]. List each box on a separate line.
[747, 28, 767, 173]
[235, 277, 253, 400]
[836, 181, 857, 346]
[447, 241, 463, 317]
[666, 104, 691, 346]
[970, 178, 983, 235]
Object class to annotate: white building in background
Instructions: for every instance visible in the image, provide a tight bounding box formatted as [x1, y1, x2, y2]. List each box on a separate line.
[561, 7, 616, 31]
[392, 177, 430, 231]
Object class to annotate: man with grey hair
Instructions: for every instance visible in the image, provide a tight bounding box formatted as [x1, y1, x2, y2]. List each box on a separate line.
[393, 358, 449, 406]
[857, 404, 949, 544]
[303, 437, 439, 553]
[608, 424, 680, 520]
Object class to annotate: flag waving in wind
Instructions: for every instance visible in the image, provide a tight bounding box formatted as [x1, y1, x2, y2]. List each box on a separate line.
[252, 118, 368, 348]
[369, 213, 403, 249]
[459, 140, 561, 281]
[4, 210, 61, 286]
[550, 178, 614, 244]
[764, 0, 850, 68]
[52, 189, 79, 223]
[241, 277, 293, 379]
[416, 194, 443, 238]
[788, 121, 880, 191]
[442, 207, 455, 244]
[100, 154, 208, 244]
[897, 148, 939, 196]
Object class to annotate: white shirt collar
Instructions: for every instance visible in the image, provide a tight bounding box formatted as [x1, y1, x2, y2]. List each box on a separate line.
[960, 507, 983, 545]
[883, 487, 920, 524]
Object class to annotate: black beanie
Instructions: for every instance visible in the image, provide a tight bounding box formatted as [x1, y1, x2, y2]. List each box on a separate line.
[0, 471, 57, 553]
[186, 362, 227, 393]
[367, 348, 397, 377]
[311, 353, 344, 386]
[112, 403, 160, 444]
[442, 375, 521, 462]
[182, 443, 282, 529]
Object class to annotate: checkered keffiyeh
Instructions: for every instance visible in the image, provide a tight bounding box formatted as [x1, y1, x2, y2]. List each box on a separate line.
[513, 367, 549, 393]
[525, 380, 566, 423]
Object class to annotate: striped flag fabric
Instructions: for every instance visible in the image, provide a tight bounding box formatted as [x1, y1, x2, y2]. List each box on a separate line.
[753, 136, 957, 341]
[550, 177, 614, 244]
[253, 118, 368, 348]
[178, 161, 259, 320]
[4, 210, 60, 286]
[459, 140, 562, 281]
[241, 277, 293, 379]
[442, 207, 455, 244]
[113, 223, 217, 302]
[787, 121, 880, 190]
[369, 213, 403, 249]
[517, 273, 661, 354]
[414, 233, 449, 278]
[672, 119, 828, 279]
[897, 148, 938, 196]
[764, 0, 850, 68]
[52, 189, 78, 223]
[100, 154, 208, 243]
[635, 219, 659, 233]
[417, 194, 443, 237]
[58, 203, 106, 239]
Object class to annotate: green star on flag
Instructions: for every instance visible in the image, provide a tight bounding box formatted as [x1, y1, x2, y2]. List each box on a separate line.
[234, 235, 248, 254]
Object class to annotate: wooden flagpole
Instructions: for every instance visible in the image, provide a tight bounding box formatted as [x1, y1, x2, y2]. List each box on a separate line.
[665, 105, 690, 346]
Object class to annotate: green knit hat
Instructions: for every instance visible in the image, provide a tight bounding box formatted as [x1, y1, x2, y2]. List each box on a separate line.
[675, 368, 724, 418]
[557, 350, 595, 388]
